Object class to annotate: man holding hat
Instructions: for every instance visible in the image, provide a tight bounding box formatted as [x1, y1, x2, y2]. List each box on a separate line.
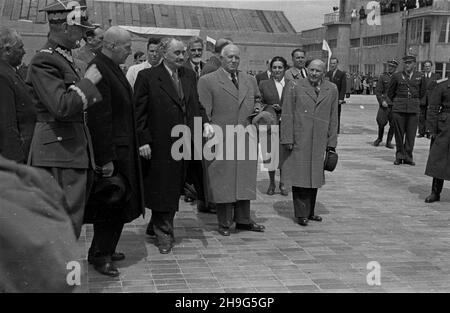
[27, 0, 103, 238]
[387, 55, 426, 166]
[373, 59, 398, 148]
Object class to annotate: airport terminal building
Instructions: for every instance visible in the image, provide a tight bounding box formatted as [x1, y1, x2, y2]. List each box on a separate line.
[302, 0, 450, 78]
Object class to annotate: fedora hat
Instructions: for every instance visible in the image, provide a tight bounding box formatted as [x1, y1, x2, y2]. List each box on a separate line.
[324, 149, 338, 172]
[91, 172, 130, 208]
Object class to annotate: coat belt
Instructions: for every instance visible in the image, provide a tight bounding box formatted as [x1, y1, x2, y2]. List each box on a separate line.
[36, 112, 87, 124]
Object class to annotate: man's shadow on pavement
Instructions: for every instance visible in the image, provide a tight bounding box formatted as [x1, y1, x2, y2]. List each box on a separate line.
[115, 228, 149, 267]
[273, 200, 329, 222]
[409, 184, 450, 205]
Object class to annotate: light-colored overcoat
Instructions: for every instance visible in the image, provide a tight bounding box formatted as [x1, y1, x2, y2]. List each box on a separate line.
[198, 68, 261, 203]
[280, 78, 338, 188]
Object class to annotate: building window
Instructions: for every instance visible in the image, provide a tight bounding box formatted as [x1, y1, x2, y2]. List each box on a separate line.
[435, 62, 444, 79]
[408, 18, 423, 44]
[438, 17, 449, 43]
[350, 38, 360, 48]
[365, 64, 375, 75]
[423, 18, 431, 43]
[362, 33, 398, 47]
[349, 65, 359, 73]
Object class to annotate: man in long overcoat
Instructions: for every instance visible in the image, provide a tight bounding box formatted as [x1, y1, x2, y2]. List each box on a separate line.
[197, 44, 266, 236]
[26, 1, 102, 238]
[418, 60, 439, 138]
[84, 27, 145, 277]
[325, 57, 346, 134]
[0, 27, 36, 163]
[134, 37, 212, 254]
[281, 59, 338, 226]
[424, 77, 450, 203]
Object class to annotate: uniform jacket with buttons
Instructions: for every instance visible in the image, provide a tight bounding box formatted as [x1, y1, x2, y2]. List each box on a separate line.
[387, 70, 426, 113]
[27, 40, 102, 169]
[375, 72, 395, 107]
[0, 60, 36, 163]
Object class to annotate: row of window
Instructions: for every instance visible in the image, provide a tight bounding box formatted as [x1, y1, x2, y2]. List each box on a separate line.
[408, 18, 432, 44]
[439, 17, 450, 43]
[349, 62, 450, 79]
[362, 33, 399, 47]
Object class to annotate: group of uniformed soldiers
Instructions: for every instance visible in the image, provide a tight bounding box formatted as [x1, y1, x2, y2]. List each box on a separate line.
[374, 55, 450, 202]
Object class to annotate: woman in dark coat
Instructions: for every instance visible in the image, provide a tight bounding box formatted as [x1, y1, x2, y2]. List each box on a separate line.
[258, 56, 290, 196]
[424, 78, 450, 203]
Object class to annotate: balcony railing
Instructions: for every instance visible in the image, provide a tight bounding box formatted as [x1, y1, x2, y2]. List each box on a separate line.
[323, 12, 351, 25]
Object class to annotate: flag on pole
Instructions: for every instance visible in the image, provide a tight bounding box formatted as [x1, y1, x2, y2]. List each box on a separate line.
[322, 39, 332, 72]
[206, 36, 216, 52]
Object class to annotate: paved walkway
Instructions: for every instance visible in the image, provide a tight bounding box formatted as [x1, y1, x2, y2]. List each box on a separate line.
[77, 95, 450, 293]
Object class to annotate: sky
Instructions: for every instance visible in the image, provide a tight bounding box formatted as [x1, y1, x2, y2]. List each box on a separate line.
[102, 0, 341, 32]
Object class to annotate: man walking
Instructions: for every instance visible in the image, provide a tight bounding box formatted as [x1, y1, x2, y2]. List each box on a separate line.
[373, 59, 398, 149]
[134, 37, 213, 254]
[84, 27, 145, 277]
[27, 1, 102, 238]
[198, 44, 266, 236]
[388, 55, 426, 166]
[280, 59, 338, 226]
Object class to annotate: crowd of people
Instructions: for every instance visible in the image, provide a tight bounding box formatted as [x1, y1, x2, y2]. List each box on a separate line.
[0, 0, 448, 291]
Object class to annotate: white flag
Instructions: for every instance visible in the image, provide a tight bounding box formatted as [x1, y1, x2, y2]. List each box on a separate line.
[322, 39, 332, 71]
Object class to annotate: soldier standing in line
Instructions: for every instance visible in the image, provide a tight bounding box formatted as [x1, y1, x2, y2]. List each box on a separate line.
[373, 59, 398, 149]
[27, 1, 102, 238]
[387, 55, 426, 166]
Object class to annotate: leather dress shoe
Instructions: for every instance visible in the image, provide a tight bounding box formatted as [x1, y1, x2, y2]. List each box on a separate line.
[298, 218, 308, 226]
[385, 142, 394, 149]
[394, 159, 403, 165]
[197, 201, 217, 214]
[158, 246, 172, 254]
[184, 196, 195, 203]
[373, 138, 382, 146]
[308, 215, 322, 222]
[425, 193, 440, 203]
[279, 184, 289, 196]
[146, 226, 156, 238]
[266, 184, 275, 195]
[404, 160, 415, 166]
[93, 262, 120, 277]
[111, 252, 125, 262]
[235, 223, 265, 232]
[218, 227, 231, 236]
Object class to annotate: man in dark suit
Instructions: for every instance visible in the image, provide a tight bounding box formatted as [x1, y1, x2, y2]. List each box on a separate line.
[285, 49, 307, 81]
[26, 1, 103, 238]
[0, 26, 36, 163]
[183, 36, 216, 213]
[325, 57, 347, 134]
[201, 38, 231, 76]
[84, 27, 145, 277]
[135, 37, 213, 254]
[388, 55, 426, 165]
[256, 59, 271, 85]
[418, 60, 438, 138]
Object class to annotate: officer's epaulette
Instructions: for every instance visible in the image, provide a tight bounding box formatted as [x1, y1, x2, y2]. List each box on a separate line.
[436, 77, 448, 84]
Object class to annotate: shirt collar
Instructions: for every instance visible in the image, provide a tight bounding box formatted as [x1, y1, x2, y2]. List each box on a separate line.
[222, 68, 237, 80]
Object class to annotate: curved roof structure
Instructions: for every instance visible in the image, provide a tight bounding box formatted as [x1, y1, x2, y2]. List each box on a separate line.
[0, 0, 296, 34]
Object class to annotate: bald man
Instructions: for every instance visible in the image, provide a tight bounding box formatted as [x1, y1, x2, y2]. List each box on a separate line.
[281, 59, 338, 227]
[84, 27, 145, 277]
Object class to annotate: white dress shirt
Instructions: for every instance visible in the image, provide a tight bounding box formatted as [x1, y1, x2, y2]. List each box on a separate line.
[126, 61, 152, 90]
[274, 77, 285, 100]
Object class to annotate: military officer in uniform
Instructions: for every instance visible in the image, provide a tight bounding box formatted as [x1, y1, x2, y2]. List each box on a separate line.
[373, 59, 398, 149]
[424, 77, 450, 203]
[387, 55, 426, 165]
[27, 1, 103, 238]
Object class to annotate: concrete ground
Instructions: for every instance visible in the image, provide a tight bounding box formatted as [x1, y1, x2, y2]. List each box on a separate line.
[76, 95, 450, 293]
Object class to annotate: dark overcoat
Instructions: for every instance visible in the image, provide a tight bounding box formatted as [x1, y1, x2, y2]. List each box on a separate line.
[0, 60, 36, 163]
[325, 69, 347, 101]
[280, 78, 338, 188]
[84, 52, 145, 223]
[425, 78, 450, 180]
[134, 63, 207, 212]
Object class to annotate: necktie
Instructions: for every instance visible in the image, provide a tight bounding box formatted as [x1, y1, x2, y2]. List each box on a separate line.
[194, 65, 200, 78]
[231, 72, 239, 89]
[172, 70, 183, 99]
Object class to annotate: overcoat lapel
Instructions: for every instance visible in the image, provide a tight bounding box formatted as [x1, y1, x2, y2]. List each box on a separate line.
[316, 83, 330, 105]
[158, 65, 184, 111]
[179, 67, 191, 103]
[237, 72, 249, 108]
[217, 68, 238, 100]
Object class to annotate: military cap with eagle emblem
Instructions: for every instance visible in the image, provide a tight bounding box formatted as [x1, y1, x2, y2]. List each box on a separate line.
[40, 0, 94, 28]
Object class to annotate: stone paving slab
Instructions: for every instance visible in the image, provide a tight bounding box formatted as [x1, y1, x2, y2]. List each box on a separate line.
[76, 95, 450, 293]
